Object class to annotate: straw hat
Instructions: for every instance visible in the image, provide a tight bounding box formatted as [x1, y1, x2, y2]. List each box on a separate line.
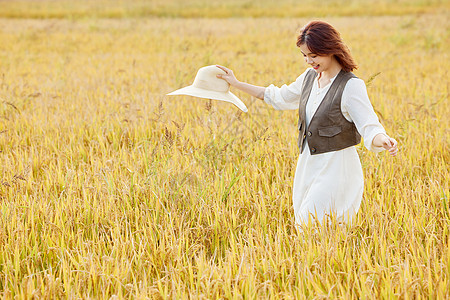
[166, 65, 248, 112]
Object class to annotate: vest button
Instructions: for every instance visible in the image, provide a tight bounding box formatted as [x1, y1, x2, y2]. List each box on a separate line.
[311, 147, 316, 153]
[307, 131, 312, 136]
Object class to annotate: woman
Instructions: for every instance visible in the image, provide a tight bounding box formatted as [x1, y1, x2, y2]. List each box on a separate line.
[216, 20, 398, 228]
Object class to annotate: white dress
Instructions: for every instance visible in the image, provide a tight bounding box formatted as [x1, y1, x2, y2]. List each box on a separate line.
[264, 68, 386, 227]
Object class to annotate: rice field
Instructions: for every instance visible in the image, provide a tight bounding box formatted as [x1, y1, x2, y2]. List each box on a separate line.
[0, 0, 449, 298]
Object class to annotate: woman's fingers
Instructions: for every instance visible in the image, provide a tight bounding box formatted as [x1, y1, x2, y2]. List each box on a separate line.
[215, 65, 239, 86]
[388, 137, 398, 156]
[382, 137, 390, 149]
[380, 136, 399, 157]
[216, 65, 230, 74]
[216, 65, 229, 78]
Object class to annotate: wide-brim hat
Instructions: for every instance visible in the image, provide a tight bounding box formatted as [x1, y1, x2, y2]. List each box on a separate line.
[166, 65, 248, 112]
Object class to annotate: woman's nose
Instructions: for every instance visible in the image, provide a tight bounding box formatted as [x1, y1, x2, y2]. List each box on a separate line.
[306, 57, 313, 64]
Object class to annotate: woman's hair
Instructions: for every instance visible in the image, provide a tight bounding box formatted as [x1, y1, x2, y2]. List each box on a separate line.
[297, 21, 357, 72]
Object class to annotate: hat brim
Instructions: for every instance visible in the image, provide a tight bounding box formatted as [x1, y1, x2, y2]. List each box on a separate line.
[167, 85, 248, 113]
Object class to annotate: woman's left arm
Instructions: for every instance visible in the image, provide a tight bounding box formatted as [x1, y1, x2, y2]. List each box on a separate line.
[342, 78, 398, 157]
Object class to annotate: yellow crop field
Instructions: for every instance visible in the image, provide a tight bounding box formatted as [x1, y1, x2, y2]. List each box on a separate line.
[0, 0, 449, 298]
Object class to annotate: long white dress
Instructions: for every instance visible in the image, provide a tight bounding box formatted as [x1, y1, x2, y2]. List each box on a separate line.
[264, 68, 386, 227]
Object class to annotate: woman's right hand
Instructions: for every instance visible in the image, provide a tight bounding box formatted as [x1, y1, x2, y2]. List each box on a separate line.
[215, 64, 266, 100]
[215, 65, 240, 87]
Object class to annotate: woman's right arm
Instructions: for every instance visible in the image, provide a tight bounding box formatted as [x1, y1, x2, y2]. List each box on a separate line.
[216, 65, 309, 111]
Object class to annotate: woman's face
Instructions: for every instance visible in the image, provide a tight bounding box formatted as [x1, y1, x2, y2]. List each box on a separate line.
[299, 44, 333, 74]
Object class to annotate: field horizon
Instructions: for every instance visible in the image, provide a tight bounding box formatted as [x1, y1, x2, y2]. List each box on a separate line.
[0, 0, 448, 19]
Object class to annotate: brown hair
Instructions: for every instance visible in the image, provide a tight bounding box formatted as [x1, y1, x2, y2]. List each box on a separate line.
[297, 21, 357, 72]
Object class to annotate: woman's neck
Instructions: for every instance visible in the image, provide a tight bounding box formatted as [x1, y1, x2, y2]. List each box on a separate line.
[318, 58, 342, 86]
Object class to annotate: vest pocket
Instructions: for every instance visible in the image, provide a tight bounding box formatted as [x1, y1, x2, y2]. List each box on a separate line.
[318, 126, 342, 137]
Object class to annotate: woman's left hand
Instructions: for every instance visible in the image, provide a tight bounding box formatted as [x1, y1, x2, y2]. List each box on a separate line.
[374, 133, 398, 156]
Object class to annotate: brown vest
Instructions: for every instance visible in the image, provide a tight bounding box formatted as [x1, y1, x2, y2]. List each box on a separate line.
[297, 69, 361, 155]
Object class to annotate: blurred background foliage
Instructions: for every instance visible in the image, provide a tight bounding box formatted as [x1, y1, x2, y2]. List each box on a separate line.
[0, 0, 448, 19]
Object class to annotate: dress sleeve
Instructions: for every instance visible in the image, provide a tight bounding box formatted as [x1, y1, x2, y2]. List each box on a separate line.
[263, 68, 311, 111]
[341, 78, 386, 153]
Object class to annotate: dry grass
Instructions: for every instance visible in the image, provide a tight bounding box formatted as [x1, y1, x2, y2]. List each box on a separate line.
[0, 0, 448, 18]
[0, 3, 449, 299]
